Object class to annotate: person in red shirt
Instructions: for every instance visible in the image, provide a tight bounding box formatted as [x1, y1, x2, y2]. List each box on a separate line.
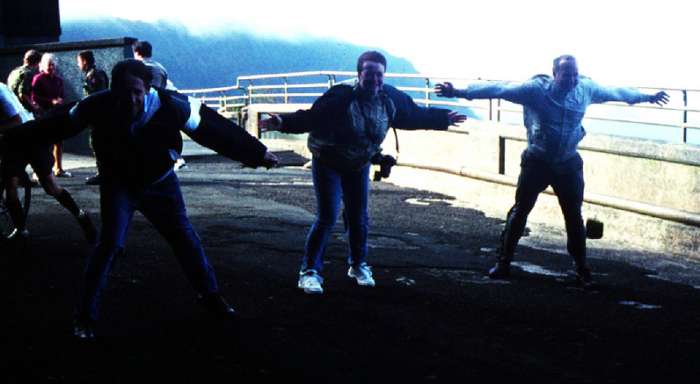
[31, 53, 71, 178]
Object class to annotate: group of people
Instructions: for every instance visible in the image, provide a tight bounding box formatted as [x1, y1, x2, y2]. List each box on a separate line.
[1, 48, 669, 341]
[259, 52, 669, 292]
[0, 41, 177, 243]
[2, 49, 98, 243]
[8, 49, 72, 177]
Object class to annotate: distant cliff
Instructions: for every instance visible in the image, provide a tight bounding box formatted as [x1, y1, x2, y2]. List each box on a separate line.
[60, 19, 419, 89]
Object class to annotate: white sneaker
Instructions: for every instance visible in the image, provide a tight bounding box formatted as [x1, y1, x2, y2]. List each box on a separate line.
[298, 270, 323, 294]
[7, 228, 30, 240]
[348, 263, 375, 287]
[174, 158, 188, 171]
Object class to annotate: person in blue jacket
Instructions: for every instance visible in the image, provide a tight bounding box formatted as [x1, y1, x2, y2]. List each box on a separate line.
[436, 54, 669, 286]
[260, 51, 466, 294]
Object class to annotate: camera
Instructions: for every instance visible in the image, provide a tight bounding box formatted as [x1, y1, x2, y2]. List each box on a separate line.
[371, 153, 397, 181]
[586, 218, 604, 239]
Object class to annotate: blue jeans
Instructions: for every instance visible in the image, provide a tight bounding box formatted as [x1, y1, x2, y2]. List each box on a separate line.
[78, 172, 219, 321]
[500, 151, 587, 267]
[301, 160, 369, 273]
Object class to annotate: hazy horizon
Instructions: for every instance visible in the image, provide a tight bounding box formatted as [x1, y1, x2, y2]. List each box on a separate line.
[57, 1, 700, 144]
[60, 0, 699, 89]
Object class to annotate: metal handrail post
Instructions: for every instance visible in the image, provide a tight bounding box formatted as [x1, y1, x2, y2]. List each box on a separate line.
[683, 89, 688, 143]
[424, 77, 431, 107]
[284, 77, 289, 104]
[497, 98, 502, 122]
[498, 136, 506, 175]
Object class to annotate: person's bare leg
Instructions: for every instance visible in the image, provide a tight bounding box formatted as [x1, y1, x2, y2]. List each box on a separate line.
[53, 143, 62, 175]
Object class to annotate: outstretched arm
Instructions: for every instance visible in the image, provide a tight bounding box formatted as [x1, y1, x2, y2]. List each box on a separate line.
[188, 104, 278, 168]
[272, 85, 354, 134]
[386, 85, 465, 130]
[590, 80, 670, 106]
[435, 80, 535, 105]
[3, 101, 83, 145]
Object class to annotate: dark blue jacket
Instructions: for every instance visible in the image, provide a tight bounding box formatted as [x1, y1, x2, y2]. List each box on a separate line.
[281, 84, 450, 171]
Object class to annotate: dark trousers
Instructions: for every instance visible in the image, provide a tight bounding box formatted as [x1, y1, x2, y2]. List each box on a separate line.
[301, 160, 369, 273]
[78, 172, 218, 321]
[500, 151, 587, 268]
[89, 132, 101, 172]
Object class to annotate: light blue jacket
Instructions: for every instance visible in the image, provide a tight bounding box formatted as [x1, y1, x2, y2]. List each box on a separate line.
[463, 75, 653, 162]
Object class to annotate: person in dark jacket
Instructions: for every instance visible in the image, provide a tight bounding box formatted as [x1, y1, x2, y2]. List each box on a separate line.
[260, 51, 465, 294]
[77, 50, 109, 185]
[4, 59, 279, 340]
[77, 50, 109, 96]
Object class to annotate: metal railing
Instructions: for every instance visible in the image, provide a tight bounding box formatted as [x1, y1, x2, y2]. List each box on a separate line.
[179, 71, 700, 226]
[180, 71, 700, 144]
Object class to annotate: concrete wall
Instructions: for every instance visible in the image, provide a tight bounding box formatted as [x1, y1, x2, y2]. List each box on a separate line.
[0, 38, 136, 153]
[386, 121, 700, 212]
[384, 122, 700, 258]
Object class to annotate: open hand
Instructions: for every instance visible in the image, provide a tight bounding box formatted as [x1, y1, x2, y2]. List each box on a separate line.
[448, 111, 467, 126]
[435, 82, 457, 98]
[649, 91, 670, 106]
[261, 150, 279, 169]
[258, 113, 282, 132]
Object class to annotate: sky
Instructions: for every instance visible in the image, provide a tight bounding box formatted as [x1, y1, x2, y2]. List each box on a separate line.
[60, 0, 700, 89]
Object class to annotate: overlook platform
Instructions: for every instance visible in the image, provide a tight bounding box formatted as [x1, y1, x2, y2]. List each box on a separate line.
[5, 152, 700, 383]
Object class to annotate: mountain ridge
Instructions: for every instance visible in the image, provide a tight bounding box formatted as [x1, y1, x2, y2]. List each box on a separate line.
[60, 18, 420, 89]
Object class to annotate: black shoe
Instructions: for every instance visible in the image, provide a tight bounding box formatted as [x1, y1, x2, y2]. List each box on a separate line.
[576, 267, 594, 288]
[73, 317, 97, 341]
[77, 210, 98, 244]
[198, 293, 236, 319]
[85, 174, 102, 185]
[488, 262, 511, 279]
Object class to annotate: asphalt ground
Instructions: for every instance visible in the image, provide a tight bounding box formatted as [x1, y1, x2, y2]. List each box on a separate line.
[4, 152, 700, 383]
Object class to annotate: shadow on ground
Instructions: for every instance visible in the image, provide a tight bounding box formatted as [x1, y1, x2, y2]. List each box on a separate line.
[4, 155, 700, 383]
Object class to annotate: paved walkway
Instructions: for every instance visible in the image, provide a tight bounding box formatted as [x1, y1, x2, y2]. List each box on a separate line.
[5, 152, 700, 383]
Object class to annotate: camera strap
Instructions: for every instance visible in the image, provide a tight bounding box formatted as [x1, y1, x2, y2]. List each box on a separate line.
[391, 126, 400, 159]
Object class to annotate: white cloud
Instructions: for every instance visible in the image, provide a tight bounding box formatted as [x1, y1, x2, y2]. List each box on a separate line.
[60, 0, 700, 87]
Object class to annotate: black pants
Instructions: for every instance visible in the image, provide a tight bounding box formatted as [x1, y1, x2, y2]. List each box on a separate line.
[500, 150, 587, 268]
